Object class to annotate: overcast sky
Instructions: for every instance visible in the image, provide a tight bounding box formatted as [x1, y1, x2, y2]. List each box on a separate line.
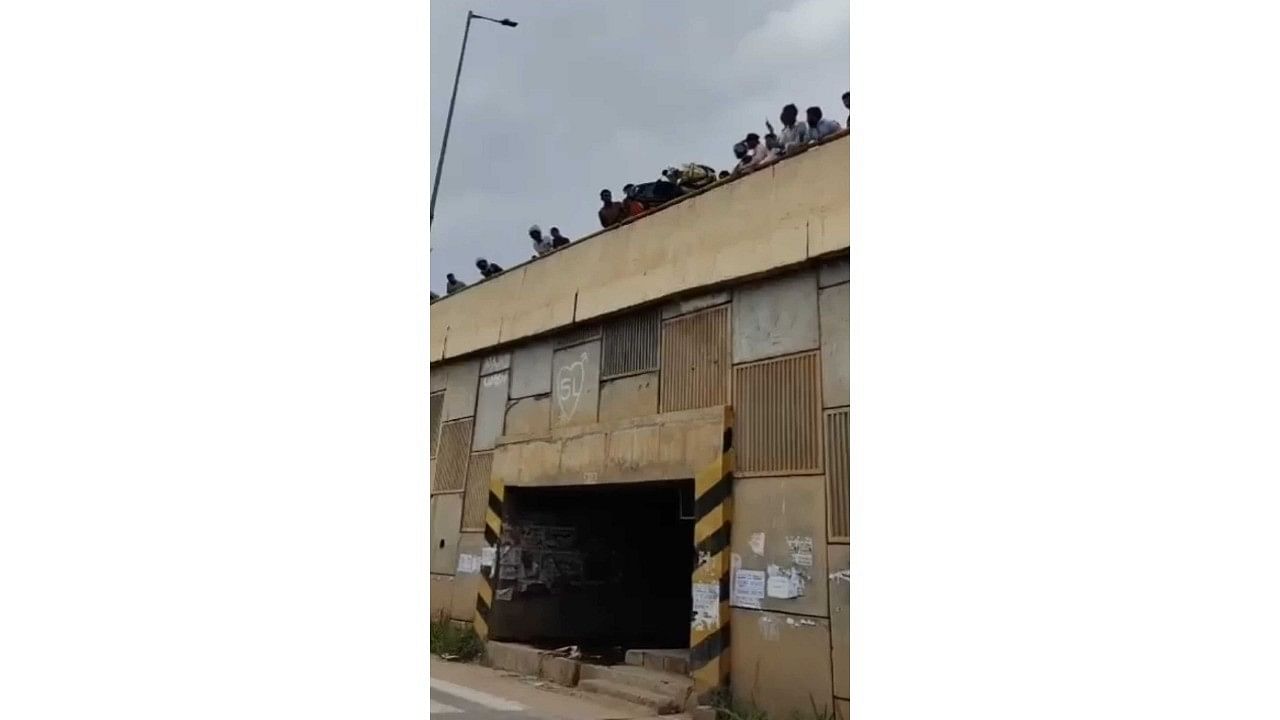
[429, 0, 849, 293]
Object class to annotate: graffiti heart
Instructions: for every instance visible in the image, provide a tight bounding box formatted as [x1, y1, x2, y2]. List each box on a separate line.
[556, 352, 588, 421]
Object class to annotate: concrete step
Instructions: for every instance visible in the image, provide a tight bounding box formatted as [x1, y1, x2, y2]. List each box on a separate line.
[580, 663, 694, 703]
[577, 678, 684, 715]
[625, 648, 691, 675]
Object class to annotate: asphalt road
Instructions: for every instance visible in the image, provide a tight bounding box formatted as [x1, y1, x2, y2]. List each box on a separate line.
[431, 677, 535, 720]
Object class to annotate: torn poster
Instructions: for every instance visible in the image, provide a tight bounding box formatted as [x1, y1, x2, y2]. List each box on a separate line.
[786, 535, 814, 554]
[729, 553, 743, 605]
[733, 569, 766, 609]
[766, 564, 805, 599]
[749, 532, 766, 556]
[455, 553, 480, 574]
[691, 582, 720, 630]
[480, 547, 496, 568]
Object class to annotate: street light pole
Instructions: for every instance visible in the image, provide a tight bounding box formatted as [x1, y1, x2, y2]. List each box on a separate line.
[430, 11, 517, 226]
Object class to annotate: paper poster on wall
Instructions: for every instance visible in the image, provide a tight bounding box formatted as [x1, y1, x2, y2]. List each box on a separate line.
[786, 535, 814, 554]
[749, 532, 766, 556]
[691, 582, 720, 630]
[766, 564, 805, 599]
[480, 547, 496, 568]
[456, 554, 480, 574]
[733, 569, 766, 609]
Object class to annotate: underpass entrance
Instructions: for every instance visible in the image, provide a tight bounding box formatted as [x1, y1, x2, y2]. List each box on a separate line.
[487, 479, 695, 653]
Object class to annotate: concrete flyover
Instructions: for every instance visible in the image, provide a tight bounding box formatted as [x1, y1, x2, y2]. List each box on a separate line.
[430, 133, 849, 363]
[430, 132, 850, 720]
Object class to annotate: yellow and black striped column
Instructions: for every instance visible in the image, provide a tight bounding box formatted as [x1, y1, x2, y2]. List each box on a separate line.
[472, 472, 505, 640]
[690, 406, 734, 699]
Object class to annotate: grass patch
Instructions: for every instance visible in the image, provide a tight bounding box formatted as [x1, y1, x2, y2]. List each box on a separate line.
[430, 612, 484, 662]
[791, 697, 839, 720]
[709, 690, 837, 720]
[708, 689, 770, 720]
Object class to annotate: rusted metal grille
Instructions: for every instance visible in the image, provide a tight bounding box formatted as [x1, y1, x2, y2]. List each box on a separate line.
[432, 418, 473, 493]
[554, 324, 601, 349]
[733, 351, 823, 475]
[430, 391, 444, 457]
[601, 308, 661, 379]
[825, 408, 850, 541]
[460, 451, 493, 531]
[659, 305, 731, 412]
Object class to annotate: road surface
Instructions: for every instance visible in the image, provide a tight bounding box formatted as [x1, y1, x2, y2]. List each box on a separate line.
[431, 677, 529, 720]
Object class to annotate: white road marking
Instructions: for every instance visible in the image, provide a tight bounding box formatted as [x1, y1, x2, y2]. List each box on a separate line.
[431, 700, 462, 714]
[430, 678, 526, 711]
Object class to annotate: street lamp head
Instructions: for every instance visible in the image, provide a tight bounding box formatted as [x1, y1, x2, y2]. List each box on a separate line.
[500, 18, 517, 27]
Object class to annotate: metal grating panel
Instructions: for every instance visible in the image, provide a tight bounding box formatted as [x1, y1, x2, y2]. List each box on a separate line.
[460, 451, 493, 531]
[430, 391, 444, 457]
[554, 324, 601, 349]
[659, 304, 731, 412]
[734, 351, 823, 475]
[601, 308, 661, 379]
[432, 418, 473, 493]
[825, 408, 850, 541]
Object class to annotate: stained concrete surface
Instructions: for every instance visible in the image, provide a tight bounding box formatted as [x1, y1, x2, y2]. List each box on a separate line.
[732, 269, 820, 364]
[818, 283, 849, 408]
[473, 371, 511, 451]
[431, 658, 654, 720]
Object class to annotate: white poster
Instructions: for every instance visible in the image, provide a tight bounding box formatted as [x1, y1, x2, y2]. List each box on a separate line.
[691, 582, 720, 630]
[456, 554, 480, 574]
[733, 569, 766, 609]
[766, 564, 804, 599]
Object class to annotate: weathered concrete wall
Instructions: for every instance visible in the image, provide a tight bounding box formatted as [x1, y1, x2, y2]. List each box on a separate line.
[480, 351, 510, 375]
[819, 282, 849, 408]
[441, 358, 480, 421]
[730, 608, 834, 720]
[430, 494, 463, 575]
[732, 270, 821, 364]
[828, 544, 849, 701]
[818, 255, 849, 288]
[449, 531, 486, 622]
[430, 574, 454, 618]
[730, 475, 829, 618]
[504, 395, 551, 437]
[491, 407, 726, 488]
[662, 289, 731, 320]
[509, 339, 553, 399]
[431, 135, 849, 362]
[598, 372, 659, 424]
[472, 370, 509, 452]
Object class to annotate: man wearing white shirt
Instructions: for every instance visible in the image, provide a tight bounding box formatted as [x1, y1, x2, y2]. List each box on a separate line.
[776, 103, 811, 153]
[528, 224, 553, 256]
[744, 133, 777, 168]
[806, 106, 842, 141]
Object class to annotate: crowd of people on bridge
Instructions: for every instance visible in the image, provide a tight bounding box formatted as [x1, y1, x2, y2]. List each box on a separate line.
[435, 92, 849, 299]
